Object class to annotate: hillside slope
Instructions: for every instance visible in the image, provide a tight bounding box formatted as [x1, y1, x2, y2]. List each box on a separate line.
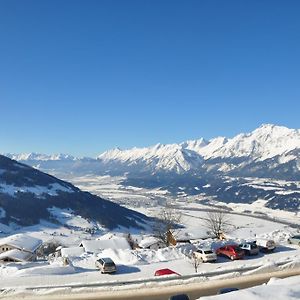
[0, 155, 149, 229]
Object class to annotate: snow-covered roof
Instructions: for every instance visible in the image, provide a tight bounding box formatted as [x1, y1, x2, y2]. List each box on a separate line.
[139, 237, 162, 248]
[61, 247, 85, 258]
[81, 237, 131, 253]
[96, 233, 118, 240]
[0, 249, 33, 262]
[0, 234, 42, 253]
[175, 232, 193, 241]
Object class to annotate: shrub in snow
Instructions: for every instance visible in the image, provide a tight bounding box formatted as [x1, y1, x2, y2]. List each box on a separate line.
[37, 240, 65, 259]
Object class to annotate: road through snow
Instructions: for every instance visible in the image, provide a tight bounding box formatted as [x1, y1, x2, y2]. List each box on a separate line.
[2, 268, 300, 300]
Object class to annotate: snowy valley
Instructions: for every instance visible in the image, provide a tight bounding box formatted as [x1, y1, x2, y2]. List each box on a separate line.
[6, 124, 300, 211]
[0, 124, 300, 299]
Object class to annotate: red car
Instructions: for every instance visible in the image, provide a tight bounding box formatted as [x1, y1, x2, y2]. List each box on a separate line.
[216, 245, 245, 260]
[154, 268, 181, 276]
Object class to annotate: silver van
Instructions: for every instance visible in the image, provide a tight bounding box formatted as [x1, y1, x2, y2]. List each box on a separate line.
[95, 257, 116, 274]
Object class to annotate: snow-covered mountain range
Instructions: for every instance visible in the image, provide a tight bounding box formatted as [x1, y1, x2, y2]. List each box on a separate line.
[96, 124, 300, 176]
[4, 124, 300, 211]
[6, 124, 300, 176]
[0, 155, 149, 229]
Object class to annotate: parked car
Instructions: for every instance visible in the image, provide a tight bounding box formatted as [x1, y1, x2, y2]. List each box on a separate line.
[287, 235, 300, 246]
[256, 239, 276, 252]
[154, 268, 181, 276]
[95, 257, 116, 274]
[239, 241, 259, 255]
[192, 248, 217, 262]
[218, 287, 239, 294]
[169, 294, 190, 300]
[216, 245, 245, 260]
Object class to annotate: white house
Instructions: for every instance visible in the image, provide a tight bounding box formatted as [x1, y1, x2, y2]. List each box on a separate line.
[0, 249, 34, 262]
[80, 236, 131, 253]
[61, 246, 85, 258]
[0, 234, 42, 262]
[139, 237, 165, 250]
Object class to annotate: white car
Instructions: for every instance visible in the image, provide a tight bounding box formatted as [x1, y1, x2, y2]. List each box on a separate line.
[256, 239, 276, 252]
[193, 248, 217, 262]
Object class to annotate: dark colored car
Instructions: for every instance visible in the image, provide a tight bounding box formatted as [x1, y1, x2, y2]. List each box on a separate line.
[218, 287, 239, 294]
[287, 235, 300, 246]
[216, 245, 245, 260]
[95, 257, 116, 273]
[154, 268, 181, 276]
[169, 294, 190, 300]
[239, 241, 259, 255]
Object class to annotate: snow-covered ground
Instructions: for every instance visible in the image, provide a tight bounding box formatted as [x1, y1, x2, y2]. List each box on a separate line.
[0, 176, 300, 298]
[66, 175, 170, 208]
[63, 174, 300, 225]
[199, 274, 300, 300]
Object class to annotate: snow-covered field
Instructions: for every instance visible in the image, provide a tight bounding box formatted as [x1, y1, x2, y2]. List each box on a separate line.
[0, 175, 300, 298]
[66, 175, 170, 208]
[64, 175, 300, 224]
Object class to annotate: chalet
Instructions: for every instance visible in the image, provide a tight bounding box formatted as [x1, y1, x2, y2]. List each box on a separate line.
[166, 230, 194, 246]
[80, 236, 131, 254]
[139, 237, 165, 250]
[0, 249, 34, 262]
[60, 246, 85, 258]
[0, 234, 42, 262]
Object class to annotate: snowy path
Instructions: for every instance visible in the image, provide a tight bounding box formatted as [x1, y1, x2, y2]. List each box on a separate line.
[2, 268, 300, 300]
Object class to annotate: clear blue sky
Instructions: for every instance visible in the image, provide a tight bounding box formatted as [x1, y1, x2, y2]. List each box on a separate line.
[1, 0, 300, 156]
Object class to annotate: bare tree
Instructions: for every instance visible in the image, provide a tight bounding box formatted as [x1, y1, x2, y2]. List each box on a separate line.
[190, 253, 202, 273]
[154, 202, 182, 246]
[124, 233, 138, 249]
[202, 210, 232, 239]
[36, 240, 64, 259]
